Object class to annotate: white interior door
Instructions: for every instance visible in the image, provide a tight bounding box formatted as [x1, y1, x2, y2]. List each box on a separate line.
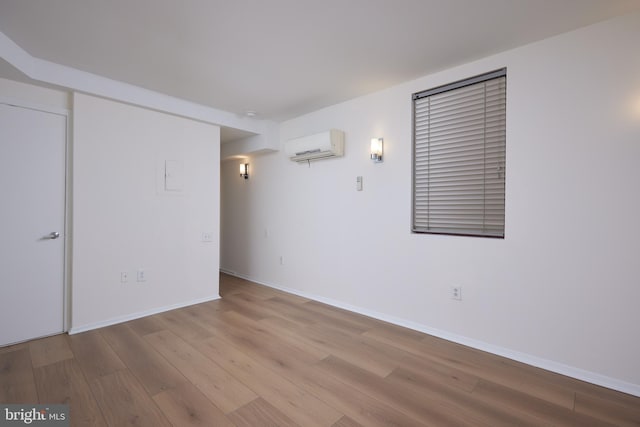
[0, 102, 66, 346]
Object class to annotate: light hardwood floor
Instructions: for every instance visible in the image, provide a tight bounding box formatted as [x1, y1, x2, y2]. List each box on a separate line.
[1, 273, 638, 426]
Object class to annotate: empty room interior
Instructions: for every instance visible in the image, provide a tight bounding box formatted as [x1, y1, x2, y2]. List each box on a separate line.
[1, 1, 639, 426]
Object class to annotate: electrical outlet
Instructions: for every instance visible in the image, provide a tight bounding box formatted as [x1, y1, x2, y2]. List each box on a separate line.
[451, 286, 462, 300]
[120, 272, 128, 283]
[137, 269, 146, 282]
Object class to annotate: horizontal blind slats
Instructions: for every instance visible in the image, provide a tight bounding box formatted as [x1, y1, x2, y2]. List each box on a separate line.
[412, 73, 506, 237]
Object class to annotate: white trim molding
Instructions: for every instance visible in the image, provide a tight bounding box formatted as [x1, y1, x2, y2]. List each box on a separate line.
[68, 294, 220, 335]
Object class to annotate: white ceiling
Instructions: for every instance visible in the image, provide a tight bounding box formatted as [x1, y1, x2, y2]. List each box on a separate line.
[1, 0, 639, 124]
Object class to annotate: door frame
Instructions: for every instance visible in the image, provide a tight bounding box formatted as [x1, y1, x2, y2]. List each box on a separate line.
[0, 96, 71, 336]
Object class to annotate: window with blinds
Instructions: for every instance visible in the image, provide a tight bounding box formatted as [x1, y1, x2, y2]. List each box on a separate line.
[412, 69, 506, 238]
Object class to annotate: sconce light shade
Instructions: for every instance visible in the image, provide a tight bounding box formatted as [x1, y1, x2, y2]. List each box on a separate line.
[239, 163, 249, 179]
[370, 138, 383, 163]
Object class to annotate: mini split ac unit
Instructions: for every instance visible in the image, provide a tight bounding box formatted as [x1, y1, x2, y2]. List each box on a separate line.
[285, 129, 344, 162]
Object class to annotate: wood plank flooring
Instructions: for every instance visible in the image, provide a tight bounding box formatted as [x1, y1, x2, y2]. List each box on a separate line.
[1, 273, 638, 426]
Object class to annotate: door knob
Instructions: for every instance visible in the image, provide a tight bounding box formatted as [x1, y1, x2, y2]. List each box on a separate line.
[49, 232, 60, 240]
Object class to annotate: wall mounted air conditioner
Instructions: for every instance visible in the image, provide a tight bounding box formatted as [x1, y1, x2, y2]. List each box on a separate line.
[285, 129, 344, 162]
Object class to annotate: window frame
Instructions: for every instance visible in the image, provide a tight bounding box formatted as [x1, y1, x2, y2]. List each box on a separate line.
[411, 68, 507, 238]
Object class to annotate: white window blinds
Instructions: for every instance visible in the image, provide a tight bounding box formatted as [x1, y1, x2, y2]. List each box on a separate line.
[412, 69, 506, 237]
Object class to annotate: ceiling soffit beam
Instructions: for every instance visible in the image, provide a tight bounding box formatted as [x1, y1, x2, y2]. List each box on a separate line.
[221, 128, 280, 160]
[0, 30, 277, 154]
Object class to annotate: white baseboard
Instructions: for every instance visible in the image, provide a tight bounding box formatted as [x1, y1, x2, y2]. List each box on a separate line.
[224, 271, 640, 398]
[219, 267, 237, 276]
[68, 294, 221, 335]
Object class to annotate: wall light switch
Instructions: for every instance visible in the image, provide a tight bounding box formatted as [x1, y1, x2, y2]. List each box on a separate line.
[356, 176, 363, 191]
[202, 232, 214, 242]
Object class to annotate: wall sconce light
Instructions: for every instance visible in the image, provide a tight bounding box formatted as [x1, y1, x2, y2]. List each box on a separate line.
[370, 137, 383, 163]
[239, 163, 249, 179]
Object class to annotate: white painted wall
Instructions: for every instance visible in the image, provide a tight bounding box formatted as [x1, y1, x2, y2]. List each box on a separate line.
[221, 12, 640, 394]
[0, 76, 69, 110]
[72, 93, 220, 331]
